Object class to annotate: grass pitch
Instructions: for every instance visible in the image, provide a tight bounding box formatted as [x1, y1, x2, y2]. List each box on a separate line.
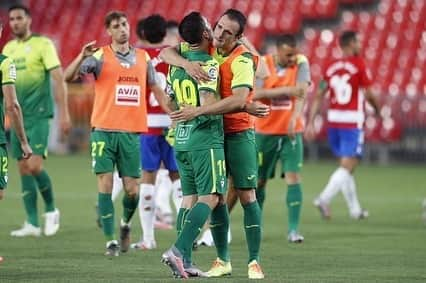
[0, 154, 425, 282]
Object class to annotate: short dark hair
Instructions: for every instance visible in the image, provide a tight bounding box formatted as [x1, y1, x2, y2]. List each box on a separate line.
[104, 11, 127, 28]
[276, 34, 297, 48]
[136, 14, 167, 43]
[178, 12, 206, 45]
[339, 30, 357, 47]
[8, 4, 31, 16]
[222, 9, 246, 37]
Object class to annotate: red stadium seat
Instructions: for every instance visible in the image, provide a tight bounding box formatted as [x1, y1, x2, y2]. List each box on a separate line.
[3, 0, 423, 139]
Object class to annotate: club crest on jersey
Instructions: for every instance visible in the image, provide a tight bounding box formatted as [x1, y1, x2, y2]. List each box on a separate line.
[115, 84, 140, 106]
[120, 62, 131, 69]
[208, 66, 218, 80]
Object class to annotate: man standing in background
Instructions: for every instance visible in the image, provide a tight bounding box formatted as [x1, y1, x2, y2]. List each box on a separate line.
[64, 11, 167, 256]
[4, 4, 71, 237]
[254, 34, 310, 243]
[306, 30, 379, 220]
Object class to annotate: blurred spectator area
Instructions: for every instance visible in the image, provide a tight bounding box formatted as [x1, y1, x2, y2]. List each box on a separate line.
[0, 0, 425, 159]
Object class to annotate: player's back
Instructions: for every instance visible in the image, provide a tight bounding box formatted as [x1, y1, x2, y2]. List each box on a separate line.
[324, 56, 372, 129]
[169, 50, 223, 151]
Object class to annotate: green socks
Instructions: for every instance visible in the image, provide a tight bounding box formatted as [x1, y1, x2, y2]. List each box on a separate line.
[256, 185, 266, 210]
[175, 203, 211, 259]
[98, 192, 115, 241]
[210, 203, 230, 262]
[243, 201, 262, 263]
[287, 183, 302, 232]
[176, 208, 190, 236]
[122, 193, 139, 224]
[34, 170, 55, 212]
[176, 207, 191, 266]
[21, 175, 39, 227]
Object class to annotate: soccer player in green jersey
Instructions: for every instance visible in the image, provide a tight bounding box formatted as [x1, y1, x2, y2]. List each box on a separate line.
[4, 4, 71, 237]
[0, 19, 33, 200]
[161, 12, 227, 279]
[161, 9, 268, 279]
[0, 19, 33, 263]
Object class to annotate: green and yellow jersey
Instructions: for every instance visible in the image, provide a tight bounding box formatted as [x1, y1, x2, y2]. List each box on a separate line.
[179, 42, 255, 91]
[3, 34, 61, 120]
[167, 49, 223, 151]
[0, 55, 17, 144]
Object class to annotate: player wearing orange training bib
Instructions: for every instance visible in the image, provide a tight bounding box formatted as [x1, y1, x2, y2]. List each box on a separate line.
[64, 11, 168, 257]
[254, 34, 311, 243]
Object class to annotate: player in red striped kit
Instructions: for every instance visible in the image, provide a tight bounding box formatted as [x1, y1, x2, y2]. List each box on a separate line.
[132, 15, 181, 249]
[306, 30, 380, 220]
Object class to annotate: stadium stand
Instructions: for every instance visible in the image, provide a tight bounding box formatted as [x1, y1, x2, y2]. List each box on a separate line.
[0, 0, 424, 148]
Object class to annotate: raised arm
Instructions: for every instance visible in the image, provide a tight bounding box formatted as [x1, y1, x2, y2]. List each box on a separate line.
[64, 41, 99, 82]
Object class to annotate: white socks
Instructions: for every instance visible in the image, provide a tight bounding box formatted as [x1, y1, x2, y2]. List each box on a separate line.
[318, 167, 362, 218]
[111, 171, 123, 202]
[318, 167, 349, 204]
[139, 184, 155, 243]
[155, 169, 173, 216]
[171, 179, 183, 211]
[342, 174, 362, 218]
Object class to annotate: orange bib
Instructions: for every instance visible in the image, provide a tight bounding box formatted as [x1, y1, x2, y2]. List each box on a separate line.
[219, 45, 258, 134]
[91, 46, 148, 133]
[255, 54, 304, 135]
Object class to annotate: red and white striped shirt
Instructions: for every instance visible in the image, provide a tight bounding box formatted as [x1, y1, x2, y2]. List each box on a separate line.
[323, 56, 372, 129]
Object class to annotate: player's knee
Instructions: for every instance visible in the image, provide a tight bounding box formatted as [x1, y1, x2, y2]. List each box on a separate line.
[238, 189, 256, 205]
[285, 172, 300, 184]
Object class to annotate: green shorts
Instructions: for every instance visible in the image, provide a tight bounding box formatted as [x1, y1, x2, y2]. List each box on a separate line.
[225, 129, 258, 189]
[90, 130, 141, 178]
[175, 148, 227, 196]
[11, 119, 50, 160]
[0, 144, 8, 189]
[256, 132, 303, 180]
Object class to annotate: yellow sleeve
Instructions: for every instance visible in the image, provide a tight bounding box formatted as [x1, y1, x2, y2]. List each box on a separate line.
[198, 59, 219, 94]
[179, 42, 190, 54]
[230, 54, 254, 90]
[1, 57, 16, 85]
[2, 41, 13, 57]
[40, 37, 61, 70]
[296, 54, 309, 64]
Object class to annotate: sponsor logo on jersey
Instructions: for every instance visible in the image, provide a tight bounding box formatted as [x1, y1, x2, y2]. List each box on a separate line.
[118, 76, 139, 83]
[8, 63, 17, 80]
[115, 84, 141, 106]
